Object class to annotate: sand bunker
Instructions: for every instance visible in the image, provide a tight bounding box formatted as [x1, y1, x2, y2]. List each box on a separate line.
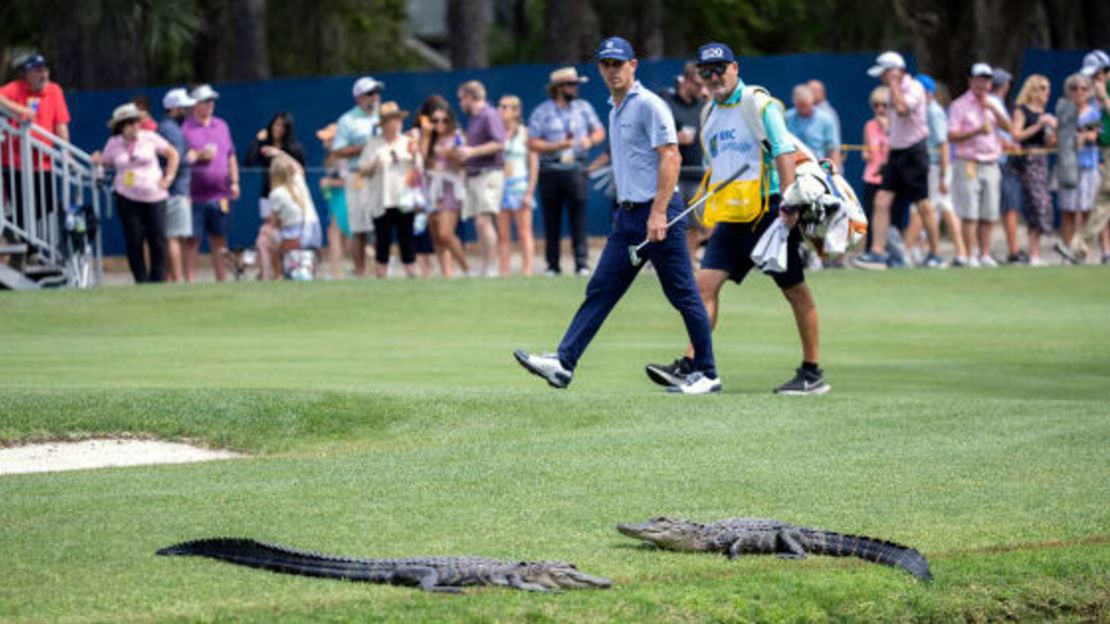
[0, 438, 244, 475]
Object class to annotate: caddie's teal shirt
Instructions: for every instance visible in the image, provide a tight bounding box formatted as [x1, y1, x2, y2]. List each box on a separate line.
[608, 81, 678, 203]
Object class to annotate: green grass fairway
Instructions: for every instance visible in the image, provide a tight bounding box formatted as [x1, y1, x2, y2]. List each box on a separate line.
[2, 267, 1110, 622]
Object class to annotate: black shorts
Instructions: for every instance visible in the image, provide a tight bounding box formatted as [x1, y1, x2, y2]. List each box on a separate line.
[879, 140, 929, 204]
[700, 197, 805, 290]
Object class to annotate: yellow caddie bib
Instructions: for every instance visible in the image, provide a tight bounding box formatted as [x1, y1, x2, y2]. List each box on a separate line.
[699, 99, 765, 226]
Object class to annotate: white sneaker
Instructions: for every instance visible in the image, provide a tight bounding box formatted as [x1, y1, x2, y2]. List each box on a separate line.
[1029, 256, 1047, 267]
[666, 371, 722, 395]
[967, 255, 981, 268]
[979, 254, 998, 268]
[575, 267, 591, 277]
[514, 350, 572, 389]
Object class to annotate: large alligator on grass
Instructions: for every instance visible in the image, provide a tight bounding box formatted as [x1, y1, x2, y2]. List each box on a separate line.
[157, 538, 612, 593]
[617, 517, 932, 581]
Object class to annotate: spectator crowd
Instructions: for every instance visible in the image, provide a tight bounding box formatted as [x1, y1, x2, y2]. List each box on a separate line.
[3, 47, 1109, 284]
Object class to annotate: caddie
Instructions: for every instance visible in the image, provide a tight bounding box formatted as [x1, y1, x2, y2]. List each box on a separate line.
[644, 42, 829, 395]
[515, 36, 719, 395]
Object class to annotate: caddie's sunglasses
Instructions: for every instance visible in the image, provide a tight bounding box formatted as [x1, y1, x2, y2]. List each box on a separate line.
[698, 64, 729, 80]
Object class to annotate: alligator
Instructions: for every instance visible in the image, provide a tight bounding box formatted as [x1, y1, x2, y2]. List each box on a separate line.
[616, 517, 932, 581]
[157, 538, 612, 593]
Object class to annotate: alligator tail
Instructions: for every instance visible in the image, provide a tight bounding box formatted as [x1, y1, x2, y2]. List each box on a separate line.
[158, 537, 384, 581]
[802, 531, 932, 581]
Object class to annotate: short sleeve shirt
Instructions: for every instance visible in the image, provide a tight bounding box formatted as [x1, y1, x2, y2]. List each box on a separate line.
[609, 81, 678, 203]
[948, 91, 1003, 163]
[660, 88, 707, 180]
[464, 103, 506, 173]
[156, 117, 191, 196]
[333, 105, 380, 171]
[925, 100, 947, 165]
[182, 115, 235, 203]
[785, 108, 840, 158]
[888, 74, 929, 149]
[0, 80, 71, 169]
[527, 98, 604, 169]
[100, 129, 172, 203]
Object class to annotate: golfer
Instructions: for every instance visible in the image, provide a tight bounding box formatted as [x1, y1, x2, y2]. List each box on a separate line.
[515, 36, 719, 394]
[644, 42, 829, 395]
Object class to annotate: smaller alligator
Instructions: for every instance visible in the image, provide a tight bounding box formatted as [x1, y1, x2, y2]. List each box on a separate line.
[617, 517, 932, 581]
[157, 538, 612, 593]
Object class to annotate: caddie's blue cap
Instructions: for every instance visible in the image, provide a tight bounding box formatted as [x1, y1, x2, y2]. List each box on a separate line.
[696, 43, 736, 65]
[596, 37, 635, 62]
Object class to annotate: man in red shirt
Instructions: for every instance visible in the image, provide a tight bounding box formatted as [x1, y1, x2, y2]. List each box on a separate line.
[1, 53, 71, 239]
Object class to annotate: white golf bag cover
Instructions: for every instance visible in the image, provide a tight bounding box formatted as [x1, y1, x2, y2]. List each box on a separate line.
[782, 160, 869, 258]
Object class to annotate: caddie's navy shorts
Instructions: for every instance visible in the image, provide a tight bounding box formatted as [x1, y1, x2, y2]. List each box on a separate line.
[701, 196, 805, 290]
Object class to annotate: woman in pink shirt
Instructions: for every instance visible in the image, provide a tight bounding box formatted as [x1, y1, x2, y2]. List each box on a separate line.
[93, 103, 180, 283]
[861, 86, 890, 250]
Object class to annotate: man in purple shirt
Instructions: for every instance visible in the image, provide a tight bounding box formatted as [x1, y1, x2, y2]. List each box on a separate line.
[852, 51, 943, 270]
[455, 80, 506, 277]
[182, 84, 239, 282]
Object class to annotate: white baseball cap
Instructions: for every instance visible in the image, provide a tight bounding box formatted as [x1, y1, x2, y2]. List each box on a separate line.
[1080, 50, 1110, 77]
[969, 62, 993, 78]
[352, 76, 384, 98]
[162, 87, 196, 110]
[867, 51, 906, 78]
[190, 84, 219, 102]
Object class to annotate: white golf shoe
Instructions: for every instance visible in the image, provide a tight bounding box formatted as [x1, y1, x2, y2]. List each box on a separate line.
[666, 371, 722, 395]
[514, 350, 572, 389]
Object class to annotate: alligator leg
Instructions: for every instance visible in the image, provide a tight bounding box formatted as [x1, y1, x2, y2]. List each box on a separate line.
[508, 574, 554, 592]
[726, 539, 745, 560]
[396, 566, 463, 593]
[774, 530, 808, 560]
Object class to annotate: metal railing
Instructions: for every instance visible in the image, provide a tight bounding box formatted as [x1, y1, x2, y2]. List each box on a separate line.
[1, 106, 105, 288]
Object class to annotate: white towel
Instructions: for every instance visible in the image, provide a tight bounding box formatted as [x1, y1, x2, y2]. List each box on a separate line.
[751, 216, 790, 273]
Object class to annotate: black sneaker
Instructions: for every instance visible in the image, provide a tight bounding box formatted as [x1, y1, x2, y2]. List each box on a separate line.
[773, 367, 830, 396]
[645, 357, 693, 388]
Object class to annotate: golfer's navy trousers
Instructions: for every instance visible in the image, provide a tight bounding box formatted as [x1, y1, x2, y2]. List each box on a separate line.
[556, 195, 717, 378]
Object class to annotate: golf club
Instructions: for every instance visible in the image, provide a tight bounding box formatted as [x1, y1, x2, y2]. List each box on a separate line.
[628, 163, 751, 266]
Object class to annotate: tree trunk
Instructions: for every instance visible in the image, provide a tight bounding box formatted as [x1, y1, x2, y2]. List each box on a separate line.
[447, 0, 489, 69]
[893, 0, 1036, 96]
[225, 0, 270, 80]
[633, 0, 663, 60]
[541, 0, 584, 64]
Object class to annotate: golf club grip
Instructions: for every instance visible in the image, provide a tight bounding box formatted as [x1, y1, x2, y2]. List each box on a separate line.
[635, 163, 752, 252]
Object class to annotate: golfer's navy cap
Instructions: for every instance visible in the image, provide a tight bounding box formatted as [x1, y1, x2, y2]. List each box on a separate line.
[596, 37, 635, 62]
[696, 43, 736, 65]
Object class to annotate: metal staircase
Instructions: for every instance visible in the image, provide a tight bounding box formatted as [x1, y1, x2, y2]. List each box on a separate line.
[1, 107, 105, 290]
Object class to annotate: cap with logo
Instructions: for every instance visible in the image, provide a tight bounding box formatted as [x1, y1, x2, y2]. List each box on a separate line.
[548, 67, 588, 87]
[162, 87, 196, 110]
[17, 53, 47, 72]
[352, 77, 385, 98]
[969, 62, 993, 78]
[867, 51, 906, 78]
[596, 37, 635, 62]
[190, 84, 220, 102]
[1080, 50, 1110, 77]
[696, 43, 736, 65]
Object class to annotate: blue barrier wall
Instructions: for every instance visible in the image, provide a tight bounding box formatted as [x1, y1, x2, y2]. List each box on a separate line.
[65, 49, 1090, 256]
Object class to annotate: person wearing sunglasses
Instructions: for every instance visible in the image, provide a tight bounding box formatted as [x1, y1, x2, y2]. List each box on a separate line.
[515, 36, 719, 395]
[644, 41, 828, 396]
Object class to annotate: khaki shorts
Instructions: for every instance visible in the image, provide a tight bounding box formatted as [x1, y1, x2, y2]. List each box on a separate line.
[951, 159, 1000, 222]
[927, 163, 953, 214]
[164, 194, 193, 238]
[463, 169, 504, 219]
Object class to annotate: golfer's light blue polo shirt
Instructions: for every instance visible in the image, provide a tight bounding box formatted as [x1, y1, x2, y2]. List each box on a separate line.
[608, 81, 677, 203]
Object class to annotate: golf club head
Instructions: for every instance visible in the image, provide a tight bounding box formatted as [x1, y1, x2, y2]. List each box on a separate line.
[629, 245, 645, 266]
